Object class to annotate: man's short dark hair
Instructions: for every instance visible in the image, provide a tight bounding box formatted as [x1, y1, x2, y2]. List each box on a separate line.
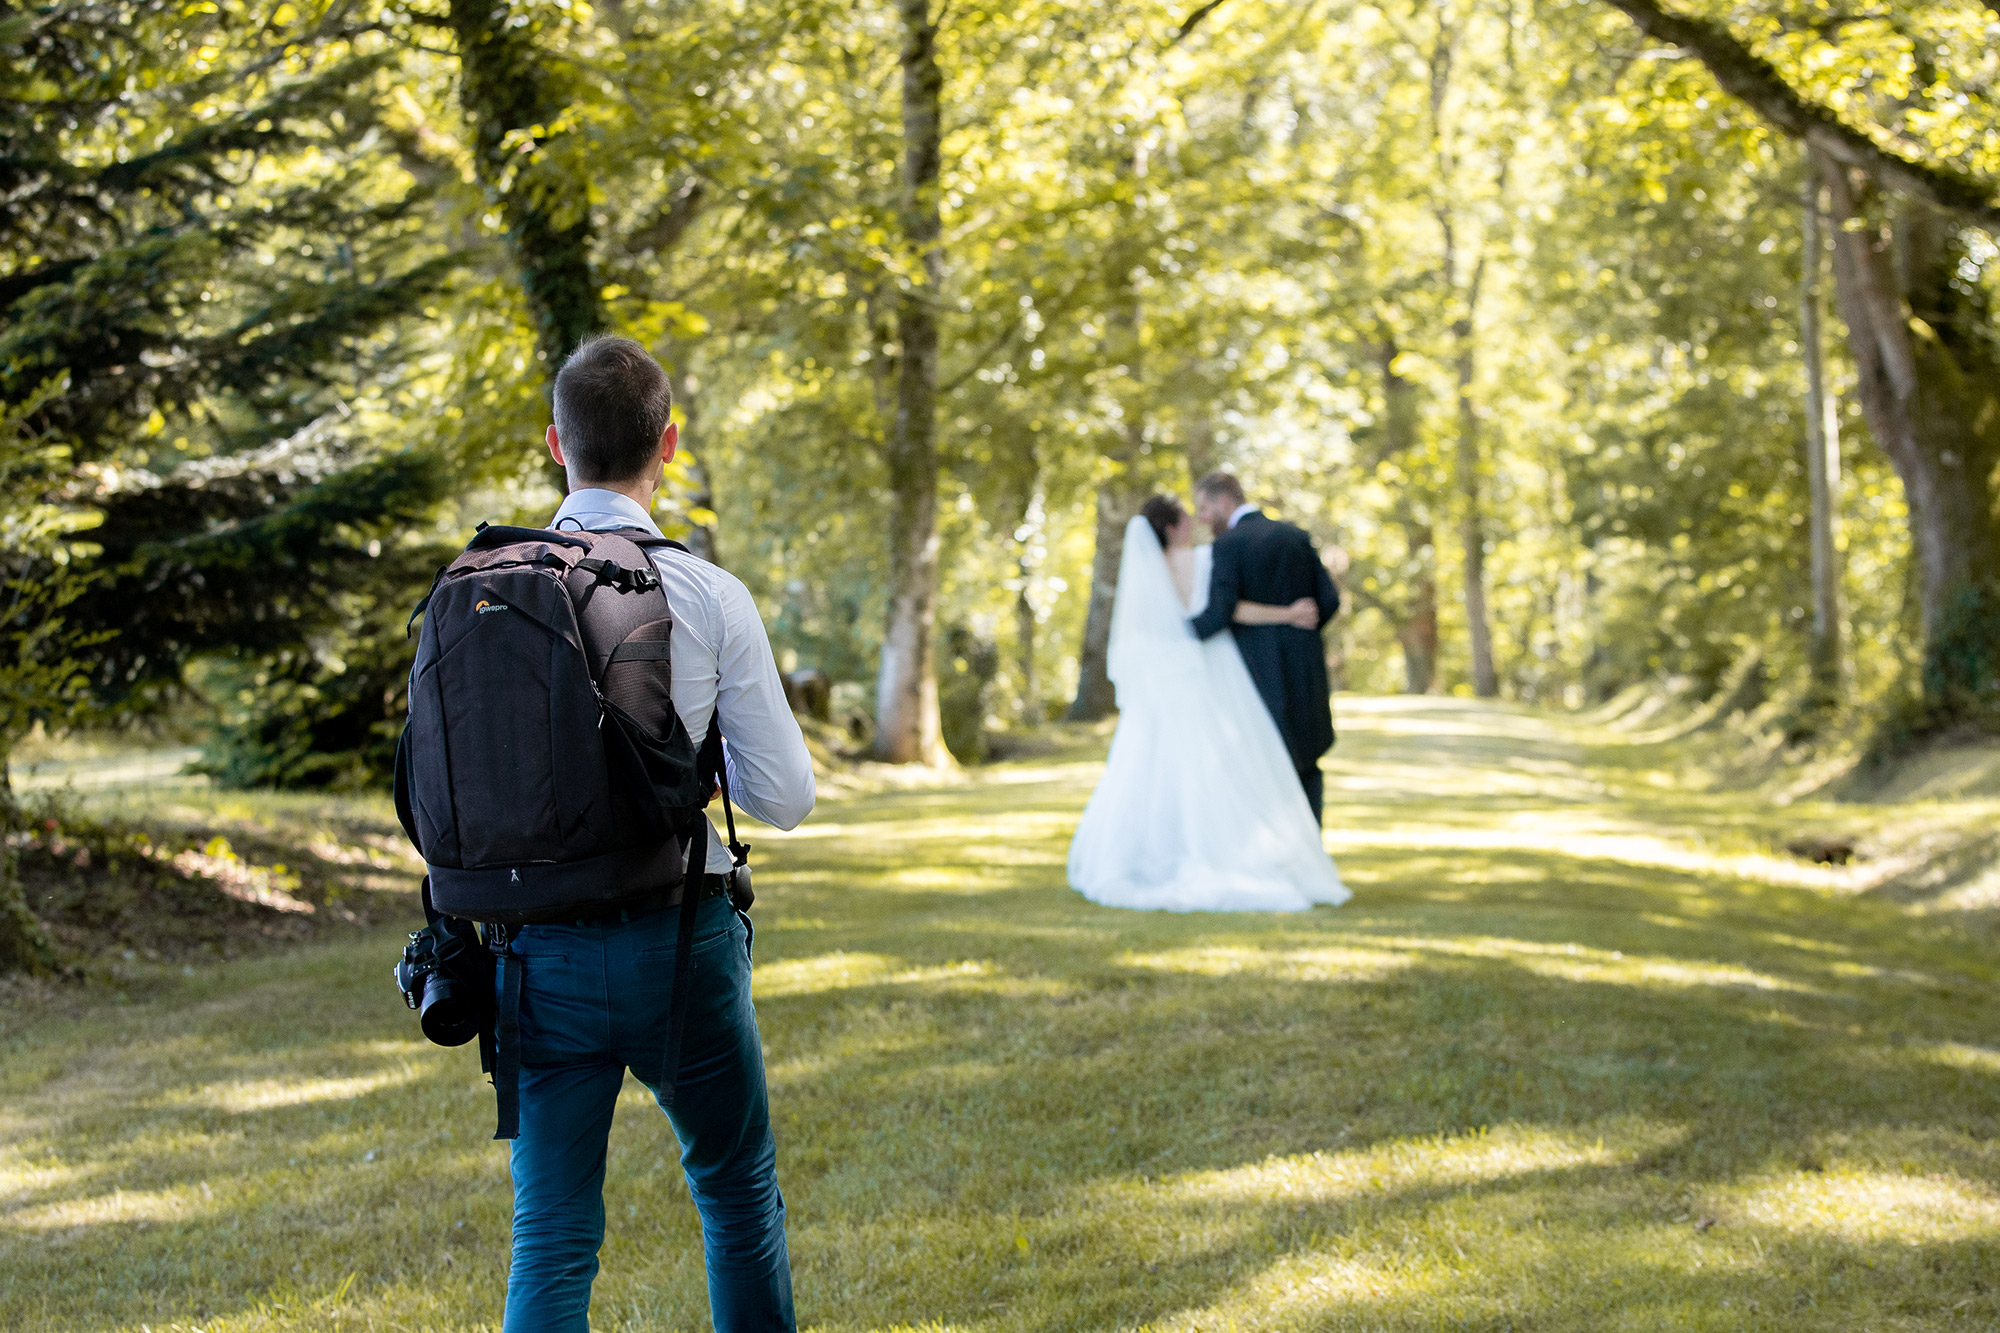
[1194, 470, 1246, 505]
[552, 336, 674, 484]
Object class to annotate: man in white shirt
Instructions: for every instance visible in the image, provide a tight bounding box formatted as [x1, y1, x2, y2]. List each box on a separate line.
[500, 336, 814, 1333]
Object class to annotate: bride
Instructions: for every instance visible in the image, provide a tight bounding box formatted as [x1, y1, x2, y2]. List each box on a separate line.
[1068, 495, 1349, 912]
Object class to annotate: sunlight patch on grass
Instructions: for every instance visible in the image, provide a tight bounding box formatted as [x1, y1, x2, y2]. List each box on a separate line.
[760, 810, 1078, 844]
[1922, 859, 2000, 914]
[1371, 934, 1827, 996]
[1915, 1041, 2000, 1076]
[190, 1066, 425, 1114]
[1147, 1248, 1426, 1331]
[1144, 1121, 1678, 1210]
[1332, 819, 1878, 893]
[7, 1183, 214, 1232]
[1118, 945, 1414, 984]
[755, 951, 901, 995]
[0, 1153, 90, 1202]
[755, 952, 1027, 999]
[1734, 1170, 2000, 1243]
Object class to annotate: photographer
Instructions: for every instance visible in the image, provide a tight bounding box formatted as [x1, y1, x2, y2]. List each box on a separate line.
[497, 336, 814, 1331]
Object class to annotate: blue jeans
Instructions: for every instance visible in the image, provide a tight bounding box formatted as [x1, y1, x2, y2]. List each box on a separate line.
[498, 894, 795, 1333]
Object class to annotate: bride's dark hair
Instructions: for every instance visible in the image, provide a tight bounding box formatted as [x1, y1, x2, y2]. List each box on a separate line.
[1139, 494, 1185, 551]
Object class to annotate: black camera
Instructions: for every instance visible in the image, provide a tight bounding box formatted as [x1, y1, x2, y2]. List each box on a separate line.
[394, 915, 493, 1047]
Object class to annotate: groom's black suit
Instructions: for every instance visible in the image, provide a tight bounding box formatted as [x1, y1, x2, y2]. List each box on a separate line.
[1189, 511, 1340, 824]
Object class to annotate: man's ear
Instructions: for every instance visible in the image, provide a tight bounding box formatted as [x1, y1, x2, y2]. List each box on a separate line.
[659, 420, 679, 468]
[546, 424, 566, 469]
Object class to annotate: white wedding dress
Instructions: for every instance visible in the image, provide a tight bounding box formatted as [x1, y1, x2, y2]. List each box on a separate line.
[1067, 516, 1349, 912]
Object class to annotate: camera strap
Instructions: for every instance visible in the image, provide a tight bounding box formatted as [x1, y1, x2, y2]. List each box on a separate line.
[692, 712, 748, 888]
[492, 930, 521, 1140]
[658, 813, 709, 1108]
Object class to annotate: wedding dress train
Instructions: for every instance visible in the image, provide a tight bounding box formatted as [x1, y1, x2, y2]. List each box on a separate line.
[1067, 516, 1349, 912]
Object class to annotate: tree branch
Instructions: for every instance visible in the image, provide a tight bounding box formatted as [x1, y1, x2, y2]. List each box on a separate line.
[625, 175, 707, 256]
[1597, 0, 2000, 231]
[1170, 0, 1228, 47]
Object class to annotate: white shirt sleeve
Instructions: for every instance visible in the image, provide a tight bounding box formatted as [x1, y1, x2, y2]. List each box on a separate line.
[711, 572, 816, 832]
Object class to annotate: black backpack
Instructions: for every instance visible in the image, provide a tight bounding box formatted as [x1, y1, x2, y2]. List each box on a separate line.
[393, 522, 726, 1137]
[394, 523, 704, 920]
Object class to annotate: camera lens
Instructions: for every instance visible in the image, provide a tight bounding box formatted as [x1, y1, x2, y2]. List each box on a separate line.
[418, 977, 482, 1047]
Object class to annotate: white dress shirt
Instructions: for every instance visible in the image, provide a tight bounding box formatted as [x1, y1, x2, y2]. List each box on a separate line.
[550, 489, 815, 872]
[1228, 502, 1260, 529]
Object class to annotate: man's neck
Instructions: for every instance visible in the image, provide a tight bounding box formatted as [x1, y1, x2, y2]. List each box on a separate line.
[1228, 502, 1258, 529]
[571, 477, 656, 509]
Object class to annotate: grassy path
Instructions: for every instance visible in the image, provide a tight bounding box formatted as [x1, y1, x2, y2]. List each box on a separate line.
[3, 697, 1997, 1331]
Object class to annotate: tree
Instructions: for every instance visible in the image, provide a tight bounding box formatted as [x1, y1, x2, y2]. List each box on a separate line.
[1067, 0, 1236, 721]
[1597, 0, 2000, 726]
[871, 0, 950, 764]
[0, 0, 462, 807]
[1800, 154, 1845, 712]
[1424, 2, 1514, 698]
[446, 0, 603, 370]
[0, 381, 83, 972]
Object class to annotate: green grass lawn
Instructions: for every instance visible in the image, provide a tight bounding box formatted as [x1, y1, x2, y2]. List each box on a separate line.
[4, 697, 1998, 1331]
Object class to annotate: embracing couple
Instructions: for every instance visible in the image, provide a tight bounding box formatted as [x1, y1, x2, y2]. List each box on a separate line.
[1067, 472, 1349, 913]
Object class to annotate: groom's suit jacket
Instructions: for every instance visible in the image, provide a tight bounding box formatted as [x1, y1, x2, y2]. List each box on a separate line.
[1189, 510, 1341, 771]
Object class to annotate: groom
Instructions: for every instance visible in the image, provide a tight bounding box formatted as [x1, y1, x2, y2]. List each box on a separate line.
[1188, 472, 1341, 824]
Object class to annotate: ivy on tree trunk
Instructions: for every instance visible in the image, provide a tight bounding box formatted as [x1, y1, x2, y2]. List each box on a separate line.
[448, 0, 603, 373]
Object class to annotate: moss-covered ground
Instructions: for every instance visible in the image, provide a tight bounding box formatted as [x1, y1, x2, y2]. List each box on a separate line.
[4, 696, 1997, 1330]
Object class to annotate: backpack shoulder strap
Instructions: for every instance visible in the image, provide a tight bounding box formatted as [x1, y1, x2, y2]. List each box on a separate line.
[600, 527, 694, 558]
[466, 522, 597, 553]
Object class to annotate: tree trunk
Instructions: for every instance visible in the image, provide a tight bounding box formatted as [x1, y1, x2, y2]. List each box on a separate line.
[1185, 413, 1217, 485]
[449, 0, 602, 372]
[1014, 571, 1038, 724]
[1012, 486, 1043, 724]
[1070, 159, 1151, 723]
[1069, 454, 1141, 721]
[1377, 332, 1440, 696]
[1820, 156, 2000, 722]
[1399, 527, 1440, 695]
[1800, 157, 1845, 708]
[873, 0, 949, 764]
[0, 765, 54, 975]
[1454, 332, 1496, 697]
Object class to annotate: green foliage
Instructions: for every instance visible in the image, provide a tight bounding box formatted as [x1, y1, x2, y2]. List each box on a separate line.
[191, 569, 439, 791]
[3, 0, 1999, 780]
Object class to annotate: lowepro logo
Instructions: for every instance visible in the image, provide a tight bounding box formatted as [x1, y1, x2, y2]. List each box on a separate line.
[475, 600, 509, 615]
